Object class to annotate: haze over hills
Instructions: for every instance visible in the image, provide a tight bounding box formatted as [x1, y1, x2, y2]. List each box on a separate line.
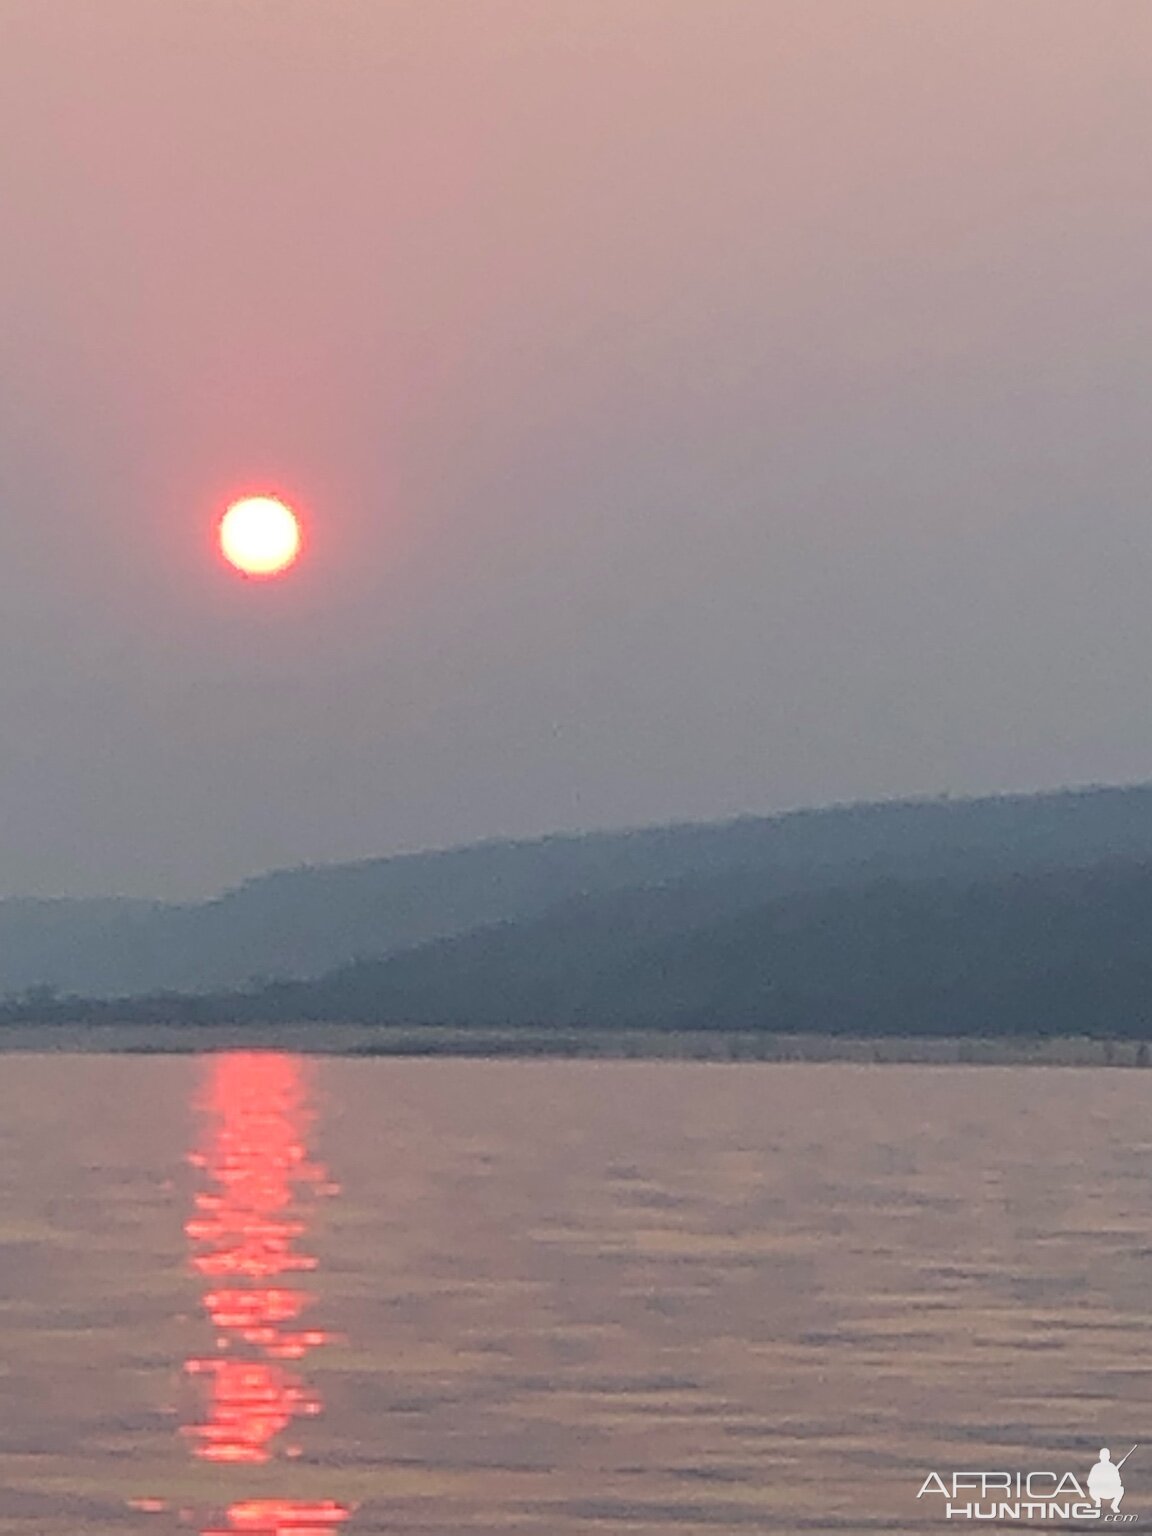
[8, 781, 1152, 1005]
[72, 853, 1152, 1041]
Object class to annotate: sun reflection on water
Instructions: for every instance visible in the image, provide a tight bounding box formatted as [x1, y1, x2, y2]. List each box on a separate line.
[183, 1053, 352, 1536]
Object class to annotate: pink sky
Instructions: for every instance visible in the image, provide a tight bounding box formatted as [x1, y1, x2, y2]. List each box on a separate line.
[2, 2, 1152, 895]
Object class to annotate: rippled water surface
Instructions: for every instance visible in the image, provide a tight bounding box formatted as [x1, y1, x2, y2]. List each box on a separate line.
[1, 1053, 1150, 1533]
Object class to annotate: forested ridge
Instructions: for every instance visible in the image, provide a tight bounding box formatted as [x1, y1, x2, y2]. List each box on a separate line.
[11, 837, 1152, 1040]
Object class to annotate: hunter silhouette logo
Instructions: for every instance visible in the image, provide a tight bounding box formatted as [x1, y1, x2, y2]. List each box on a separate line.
[1088, 1447, 1134, 1515]
[916, 1444, 1138, 1521]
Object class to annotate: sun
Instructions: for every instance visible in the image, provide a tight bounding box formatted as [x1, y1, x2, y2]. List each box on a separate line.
[219, 496, 302, 578]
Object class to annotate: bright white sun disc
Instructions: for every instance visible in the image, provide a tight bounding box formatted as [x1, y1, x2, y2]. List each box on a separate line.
[219, 496, 302, 576]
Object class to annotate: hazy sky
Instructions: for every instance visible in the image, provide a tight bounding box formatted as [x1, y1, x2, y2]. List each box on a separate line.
[2, 1, 1152, 899]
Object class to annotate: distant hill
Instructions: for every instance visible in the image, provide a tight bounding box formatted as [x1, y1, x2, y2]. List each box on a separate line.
[18, 852, 1152, 1040]
[260, 855, 1152, 1037]
[0, 898, 160, 998]
[9, 780, 1152, 999]
[22, 854, 1152, 1044]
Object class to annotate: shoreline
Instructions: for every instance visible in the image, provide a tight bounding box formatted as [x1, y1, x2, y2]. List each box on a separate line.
[0, 1021, 1148, 1066]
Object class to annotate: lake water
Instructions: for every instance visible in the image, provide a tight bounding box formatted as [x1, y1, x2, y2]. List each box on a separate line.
[1, 1053, 1149, 1534]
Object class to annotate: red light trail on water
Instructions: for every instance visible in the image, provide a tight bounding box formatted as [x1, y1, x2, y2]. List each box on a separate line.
[182, 1053, 352, 1536]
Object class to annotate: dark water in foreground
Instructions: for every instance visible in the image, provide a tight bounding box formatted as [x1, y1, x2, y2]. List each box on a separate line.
[0, 1054, 1149, 1534]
